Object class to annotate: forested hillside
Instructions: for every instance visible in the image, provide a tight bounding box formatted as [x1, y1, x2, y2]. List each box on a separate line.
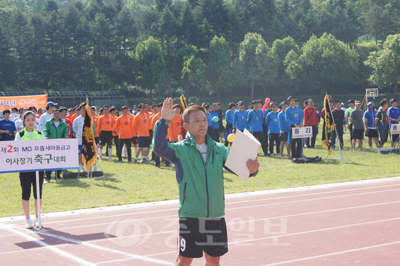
[1, 0, 399, 99]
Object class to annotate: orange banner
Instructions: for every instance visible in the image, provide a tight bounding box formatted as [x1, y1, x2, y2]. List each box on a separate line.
[0, 95, 48, 111]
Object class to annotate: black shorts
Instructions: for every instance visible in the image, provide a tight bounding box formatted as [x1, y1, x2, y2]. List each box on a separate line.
[138, 136, 151, 148]
[366, 129, 379, 138]
[178, 217, 228, 258]
[353, 129, 364, 140]
[279, 132, 288, 142]
[391, 133, 399, 142]
[95, 137, 100, 145]
[100, 131, 113, 145]
[131, 137, 138, 145]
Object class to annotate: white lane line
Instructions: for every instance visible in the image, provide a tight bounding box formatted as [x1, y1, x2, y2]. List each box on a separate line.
[28, 227, 173, 265]
[261, 240, 400, 266]
[3, 186, 397, 238]
[230, 217, 400, 245]
[133, 216, 400, 259]
[95, 250, 179, 265]
[0, 225, 96, 266]
[3, 199, 400, 257]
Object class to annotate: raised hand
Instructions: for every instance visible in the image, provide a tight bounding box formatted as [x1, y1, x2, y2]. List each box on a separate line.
[161, 98, 175, 121]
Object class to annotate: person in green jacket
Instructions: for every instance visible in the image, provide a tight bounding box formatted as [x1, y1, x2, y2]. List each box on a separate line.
[154, 98, 260, 266]
[15, 111, 46, 229]
[43, 108, 69, 183]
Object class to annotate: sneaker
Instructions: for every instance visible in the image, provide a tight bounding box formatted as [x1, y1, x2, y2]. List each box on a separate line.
[117, 160, 123, 163]
[270, 153, 275, 157]
[44, 180, 49, 184]
[280, 156, 284, 159]
[277, 153, 281, 156]
[108, 156, 112, 161]
[26, 218, 33, 229]
[370, 147, 374, 151]
[56, 178, 61, 182]
[155, 165, 160, 168]
[123, 157, 127, 159]
[132, 159, 138, 164]
[34, 218, 41, 228]
[93, 165, 99, 171]
[128, 160, 133, 163]
[141, 158, 147, 164]
[99, 157, 102, 161]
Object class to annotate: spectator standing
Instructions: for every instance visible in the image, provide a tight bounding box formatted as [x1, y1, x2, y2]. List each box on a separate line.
[248, 100, 268, 156]
[332, 101, 345, 150]
[364, 102, 379, 151]
[285, 96, 304, 159]
[265, 102, 280, 156]
[0, 109, 17, 141]
[303, 98, 319, 148]
[278, 101, 291, 159]
[375, 99, 388, 153]
[39, 102, 57, 132]
[387, 98, 400, 148]
[350, 101, 364, 151]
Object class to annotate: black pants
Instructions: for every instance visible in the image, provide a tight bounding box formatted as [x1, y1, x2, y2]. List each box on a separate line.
[20, 171, 44, 200]
[224, 123, 233, 146]
[213, 128, 220, 142]
[306, 125, 318, 148]
[331, 125, 344, 149]
[118, 138, 132, 161]
[45, 170, 61, 181]
[269, 133, 280, 154]
[263, 125, 269, 153]
[208, 126, 217, 141]
[252, 131, 268, 155]
[290, 126, 302, 158]
[113, 136, 119, 156]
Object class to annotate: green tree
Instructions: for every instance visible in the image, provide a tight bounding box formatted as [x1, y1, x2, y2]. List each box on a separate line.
[363, 4, 392, 45]
[0, 26, 16, 87]
[179, 1, 199, 46]
[236, 33, 276, 100]
[270, 36, 300, 94]
[285, 33, 359, 97]
[115, 7, 137, 54]
[207, 36, 233, 99]
[182, 55, 206, 96]
[136, 36, 168, 99]
[365, 34, 400, 95]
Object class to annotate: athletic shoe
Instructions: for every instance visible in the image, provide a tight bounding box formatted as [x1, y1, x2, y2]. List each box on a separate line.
[44, 180, 49, 184]
[270, 153, 275, 157]
[155, 165, 160, 168]
[277, 153, 281, 156]
[26, 218, 33, 229]
[128, 160, 133, 163]
[99, 157, 102, 161]
[93, 165, 99, 171]
[108, 156, 112, 161]
[370, 147, 374, 151]
[280, 156, 284, 159]
[132, 159, 138, 164]
[141, 158, 147, 164]
[117, 160, 123, 163]
[56, 178, 61, 182]
[123, 157, 127, 159]
[34, 218, 41, 228]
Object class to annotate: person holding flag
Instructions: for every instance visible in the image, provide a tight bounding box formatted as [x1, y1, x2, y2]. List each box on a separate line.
[321, 96, 334, 154]
[81, 100, 98, 174]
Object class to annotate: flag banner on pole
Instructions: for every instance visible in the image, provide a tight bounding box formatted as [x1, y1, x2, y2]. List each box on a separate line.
[180, 94, 187, 112]
[82, 102, 97, 171]
[322, 95, 334, 154]
[0, 95, 48, 111]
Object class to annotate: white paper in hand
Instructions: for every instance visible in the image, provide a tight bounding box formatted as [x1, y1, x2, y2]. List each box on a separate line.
[225, 129, 261, 181]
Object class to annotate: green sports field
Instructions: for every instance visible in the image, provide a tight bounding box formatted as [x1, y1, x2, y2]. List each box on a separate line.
[1, 127, 399, 218]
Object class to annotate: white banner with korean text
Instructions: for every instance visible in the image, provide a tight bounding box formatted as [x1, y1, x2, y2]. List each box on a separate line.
[291, 126, 313, 139]
[0, 139, 79, 173]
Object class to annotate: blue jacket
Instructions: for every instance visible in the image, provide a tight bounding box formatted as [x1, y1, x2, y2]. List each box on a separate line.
[209, 111, 220, 129]
[248, 109, 264, 132]
[225, 110, 234, 124]
[233, 110, 248, 131]
[364, 109, 377, 129]
[278, 111, 290, 133]
[206, 113, 213, 127]
[285, 106, 304, 126]
[265, 112, 280, 134]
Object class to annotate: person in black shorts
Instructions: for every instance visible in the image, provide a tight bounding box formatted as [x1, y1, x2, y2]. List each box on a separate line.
[350, 101, 365, 151]
[98, 106, 114, 161]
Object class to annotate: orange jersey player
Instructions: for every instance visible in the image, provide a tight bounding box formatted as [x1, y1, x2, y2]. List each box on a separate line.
[114, 106, 133, 162]
[97, 106, 114, 160]
[132, 103, 151, 163]
[168, 104, 182, 143]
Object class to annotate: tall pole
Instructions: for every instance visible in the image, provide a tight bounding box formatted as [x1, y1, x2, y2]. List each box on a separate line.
[35, 171, 42, 228]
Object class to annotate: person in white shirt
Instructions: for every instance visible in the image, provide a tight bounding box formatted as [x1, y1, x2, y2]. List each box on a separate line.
[14, 109, 26, 131]
[10, 107, 19, 121]
[72, 103, 86, 171]
[39, 102, 57, 132]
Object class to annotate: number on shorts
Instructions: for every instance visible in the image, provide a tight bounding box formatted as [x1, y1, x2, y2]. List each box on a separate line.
[180, 238, 186, 252]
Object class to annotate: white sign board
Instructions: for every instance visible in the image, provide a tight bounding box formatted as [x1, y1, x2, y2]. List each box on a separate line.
[291, 126, 313, 139]
[0, 139, 79, 173]
[391, 124, 400, 135]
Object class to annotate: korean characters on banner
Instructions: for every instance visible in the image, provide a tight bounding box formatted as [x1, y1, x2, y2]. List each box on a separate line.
[0, 139, 79, 173]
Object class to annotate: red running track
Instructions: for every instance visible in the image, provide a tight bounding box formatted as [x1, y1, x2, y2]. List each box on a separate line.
[1, 177, 400, 266]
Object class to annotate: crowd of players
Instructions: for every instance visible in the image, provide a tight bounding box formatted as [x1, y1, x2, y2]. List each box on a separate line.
[1, 96, 399, 176]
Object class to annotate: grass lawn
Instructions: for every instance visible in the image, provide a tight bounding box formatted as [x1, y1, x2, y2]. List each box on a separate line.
[1, 126, 399, 218]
